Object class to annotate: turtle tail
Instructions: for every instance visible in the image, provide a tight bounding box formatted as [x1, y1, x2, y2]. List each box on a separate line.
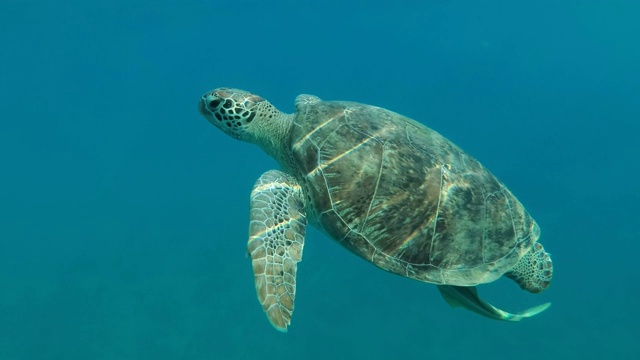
[505, 242, 553, 293]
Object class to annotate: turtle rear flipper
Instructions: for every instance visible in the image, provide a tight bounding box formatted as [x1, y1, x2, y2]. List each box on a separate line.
[437, 285, 551, 321]
[248, 170, 307, 332]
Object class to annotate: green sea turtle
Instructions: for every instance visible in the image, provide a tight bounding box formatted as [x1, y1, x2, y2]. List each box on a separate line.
[198, 87, 553, 331]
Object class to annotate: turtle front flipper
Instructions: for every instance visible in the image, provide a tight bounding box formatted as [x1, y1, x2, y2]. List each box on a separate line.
[437, 285, 551, 321]
[248, 170, 307, 332]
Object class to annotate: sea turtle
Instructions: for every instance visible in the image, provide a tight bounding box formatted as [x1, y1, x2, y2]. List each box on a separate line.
[198, 88, 553, 332]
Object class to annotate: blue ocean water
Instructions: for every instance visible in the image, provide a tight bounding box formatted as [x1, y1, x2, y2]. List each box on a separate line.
[1, 1, 638, 359]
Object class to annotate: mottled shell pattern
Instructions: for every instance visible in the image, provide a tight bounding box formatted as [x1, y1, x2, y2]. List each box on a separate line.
[288, 99, 538, 286]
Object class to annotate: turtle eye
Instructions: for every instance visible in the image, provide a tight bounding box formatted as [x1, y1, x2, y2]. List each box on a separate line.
[208, 99, 222, 110]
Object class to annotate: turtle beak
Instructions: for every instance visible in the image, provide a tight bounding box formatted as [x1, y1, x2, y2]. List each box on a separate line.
[198, 97, 209, 116]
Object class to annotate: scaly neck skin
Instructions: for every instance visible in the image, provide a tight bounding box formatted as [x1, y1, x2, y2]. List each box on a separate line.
[249, 112, 296, 169]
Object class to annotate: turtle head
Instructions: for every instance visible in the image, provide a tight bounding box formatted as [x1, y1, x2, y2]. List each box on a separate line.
[199, 88, 293, 160]
[199, 88, 278, 141]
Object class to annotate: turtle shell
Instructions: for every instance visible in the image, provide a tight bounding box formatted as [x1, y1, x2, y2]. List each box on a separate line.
[287, 99, 539, 286]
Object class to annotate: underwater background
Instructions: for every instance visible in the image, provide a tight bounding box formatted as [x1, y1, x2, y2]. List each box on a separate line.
[1, 1, 638, 359]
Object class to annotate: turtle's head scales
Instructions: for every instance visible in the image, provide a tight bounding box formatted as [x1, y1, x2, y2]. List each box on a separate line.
[199, 87, 294, 162]
[199, 87, 267, 141]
